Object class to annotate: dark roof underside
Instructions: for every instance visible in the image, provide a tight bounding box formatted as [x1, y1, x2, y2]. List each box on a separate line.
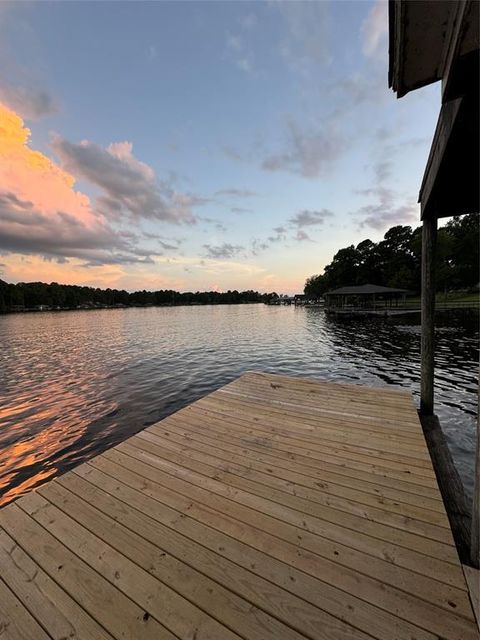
[325, 284, 408, 296]
[389, 0, 455, 98]
[420, 87, 480, 219]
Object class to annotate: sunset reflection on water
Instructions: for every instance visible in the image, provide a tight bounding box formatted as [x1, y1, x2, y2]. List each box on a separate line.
[0, 305, 478, 506]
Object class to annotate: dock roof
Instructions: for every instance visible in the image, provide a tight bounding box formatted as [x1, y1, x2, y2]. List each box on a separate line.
[325, 284, 408, 296]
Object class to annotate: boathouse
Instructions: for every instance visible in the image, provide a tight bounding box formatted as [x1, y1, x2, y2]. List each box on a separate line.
[324, 284, 408, 310]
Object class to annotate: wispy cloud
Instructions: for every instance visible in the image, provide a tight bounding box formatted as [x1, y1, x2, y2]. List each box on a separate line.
[240, 13, 257, 30]
[253, 208, 333, 254]
[361, 0, 388, 58]
[332, 71, 386, 107]
[251, 238, 269, 255]
[203, 243, 244, 260]
[295, 229, 313, 242]
[273, 0, 330, 74]
[147, 44, 157, 60]
[0, 84, 57, 120]
[353, 186, 418, 231]
[230, 207, 252, 214]
[262, 118, 346, 179]
[374, 159, 392, 183]
[215, 188, 259, 198]
[289, 209, 334, 228]
[221, 146, 244, 162]
[198, 216, 227, 233]
[141, 232, 180, 251]
[225, 30, 254, 74]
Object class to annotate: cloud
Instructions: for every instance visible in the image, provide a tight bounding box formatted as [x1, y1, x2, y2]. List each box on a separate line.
[289, 209, 334, 228]
[251, 238, 269, 255]
[332, 71, 386, 107]
[240, 13, 257, 30]
[51, 137, 196, 224]
[0, 190, 157, 266]
[259, 209, 333, 249]
[0, 85, 57, 120]
[230, 207, 252, 214]
[197, 216, 227, 233]
[215, 188, 259, 198]
[273, 0, 330, 73]
[221, 146, 244, 162]
[225, 31, 254, 74]
[362, 0, 388, 58]
[374, 160, 392, 183]
[354, 187, 418, 231]
[295, 230, 313, 242]
[262, 119, 346, 179]
[237, 58, 253, 73]
[226, 32, 243, 52]
[141, 232, 180, 251]
[0, 103, 158, 266]
[147, 44, 157, 60]
[203, 243, 244, 260]
[352, 129, 421, 230]
[267, 226, 287, 243]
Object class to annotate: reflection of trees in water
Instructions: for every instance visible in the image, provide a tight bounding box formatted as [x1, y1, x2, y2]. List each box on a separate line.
[302, 310, 419, 388]
[321, 312, 418, 359]
[304, 308, 478, 393]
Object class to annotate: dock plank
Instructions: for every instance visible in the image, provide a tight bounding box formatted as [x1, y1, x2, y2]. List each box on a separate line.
[1, 371, 478, 640]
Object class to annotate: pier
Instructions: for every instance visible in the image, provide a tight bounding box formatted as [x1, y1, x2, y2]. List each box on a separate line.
[0, 371, 478, 639]
[324, 300, 478, 317]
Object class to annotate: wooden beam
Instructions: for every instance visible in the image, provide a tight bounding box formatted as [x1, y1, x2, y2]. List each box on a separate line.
[439, 0, 468, 100]
[419, 97, 462, 219]
[441, 0, 479, 102]
[420, 216, 436, 415]
[420, 413, 472, 565]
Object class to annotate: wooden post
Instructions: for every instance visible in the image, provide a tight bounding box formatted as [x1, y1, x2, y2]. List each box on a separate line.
[471, 379, 480, 568]
[420, 216, 437, 415]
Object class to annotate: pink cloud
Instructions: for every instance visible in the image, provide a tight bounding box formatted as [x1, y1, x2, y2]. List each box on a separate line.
[0, 103, 162, 266]
[0, 103, 97, 225]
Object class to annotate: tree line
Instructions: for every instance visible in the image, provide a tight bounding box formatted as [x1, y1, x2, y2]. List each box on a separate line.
[0, 280, 280, 313]
[304, 214, 479, 298]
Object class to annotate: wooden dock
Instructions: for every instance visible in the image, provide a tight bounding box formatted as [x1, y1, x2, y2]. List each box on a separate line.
[0, 371, 478, 640]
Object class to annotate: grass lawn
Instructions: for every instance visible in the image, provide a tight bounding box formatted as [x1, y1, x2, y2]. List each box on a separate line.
[405, 292, 479, 304]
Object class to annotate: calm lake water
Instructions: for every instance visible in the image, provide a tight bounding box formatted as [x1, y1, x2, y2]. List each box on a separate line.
[0, 304, 478, 507]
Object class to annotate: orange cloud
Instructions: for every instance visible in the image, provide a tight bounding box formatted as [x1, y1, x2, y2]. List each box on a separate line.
[0, 102, 99, 227]
[0, 102, 162, 269]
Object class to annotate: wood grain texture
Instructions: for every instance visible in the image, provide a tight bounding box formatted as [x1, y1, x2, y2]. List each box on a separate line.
[1, 371, 478, 640]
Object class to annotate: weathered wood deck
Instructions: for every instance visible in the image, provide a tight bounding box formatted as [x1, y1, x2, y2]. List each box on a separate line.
[0, 371, 478, 640]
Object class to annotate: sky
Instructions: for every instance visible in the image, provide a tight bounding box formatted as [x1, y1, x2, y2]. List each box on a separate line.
[0, 0, 440, 294]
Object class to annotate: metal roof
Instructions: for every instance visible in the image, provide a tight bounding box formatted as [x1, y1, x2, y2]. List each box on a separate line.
[324, 284, 408, 296]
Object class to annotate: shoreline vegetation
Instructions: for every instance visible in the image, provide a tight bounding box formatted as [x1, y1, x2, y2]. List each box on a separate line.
[0, 280, 280, 314]
[304, 215, 479, 298]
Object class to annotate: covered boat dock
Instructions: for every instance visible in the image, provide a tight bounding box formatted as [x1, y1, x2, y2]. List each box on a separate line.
[324, 284, 408, 314]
